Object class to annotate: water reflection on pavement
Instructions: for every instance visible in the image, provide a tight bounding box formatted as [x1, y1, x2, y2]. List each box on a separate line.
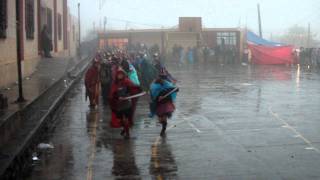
[26, 64, 320, 180]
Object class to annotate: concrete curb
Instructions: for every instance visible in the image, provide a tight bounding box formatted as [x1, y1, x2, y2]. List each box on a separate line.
[0, 56, 88, 146]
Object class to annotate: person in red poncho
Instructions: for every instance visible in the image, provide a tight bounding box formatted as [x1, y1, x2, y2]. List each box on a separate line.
[85, 58, 100, 108]
[109, 69, 142, 139]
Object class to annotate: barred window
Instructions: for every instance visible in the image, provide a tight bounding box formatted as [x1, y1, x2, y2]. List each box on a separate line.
[58, 14, 62, 40]
[0, 0, 7, 39]
[25, 0, 35, 39]
[217, 32, 237, 46]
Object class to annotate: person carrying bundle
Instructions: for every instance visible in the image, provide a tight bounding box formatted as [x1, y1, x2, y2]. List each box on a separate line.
[109, 69, 144, 139]
[150, 69, 179, 136]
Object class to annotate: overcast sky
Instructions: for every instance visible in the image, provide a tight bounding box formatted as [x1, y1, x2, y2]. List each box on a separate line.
[68, 0, 319, 38]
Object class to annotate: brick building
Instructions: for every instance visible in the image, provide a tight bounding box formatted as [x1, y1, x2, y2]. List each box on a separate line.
[0, 0, 79, 88]
[99, 17, 245, 59]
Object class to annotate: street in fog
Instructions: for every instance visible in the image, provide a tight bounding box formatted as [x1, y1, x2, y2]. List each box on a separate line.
[26, 64, 320, 180]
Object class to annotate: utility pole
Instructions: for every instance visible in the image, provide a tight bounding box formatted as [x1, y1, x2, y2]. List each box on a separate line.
[257, 4, 263, 38]
[125, 21, 129, 31]
[77, 3, 81, 57]
[103, 17, 107, 49]
[99, 19, 102, 31]
[15, 0, 25, 102]
[104, 17, 107, 33]
[307, 23, 311, 48]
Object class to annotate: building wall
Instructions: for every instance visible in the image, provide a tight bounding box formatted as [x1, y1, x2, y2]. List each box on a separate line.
[23, 0, 40, 78]
[40, 0, 66, 56]
[102, 31, 164, 52]
[102, 29, 243, 56]
[201, 31, 216, 48]
[0, 0, 18, 87]
[0, 0, 78, 88]
[56, 0, 64, 53]
[130, 32, 162, 49]
[101, 17, 243, 60]
[67, 15, 78, 57]
[179, 17, 202, 32]
[165, 32, 199, 52]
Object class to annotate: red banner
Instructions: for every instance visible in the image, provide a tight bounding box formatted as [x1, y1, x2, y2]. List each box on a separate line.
[248, 44, 294, 65]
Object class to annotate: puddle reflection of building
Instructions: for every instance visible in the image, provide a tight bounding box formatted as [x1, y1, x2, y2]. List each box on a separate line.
[150, 138, 178, 179]
[86, 110, 99, 180]
[252, 65, 292, 81]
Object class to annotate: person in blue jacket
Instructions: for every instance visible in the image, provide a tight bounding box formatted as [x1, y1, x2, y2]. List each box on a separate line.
[149, 69, 179, 136]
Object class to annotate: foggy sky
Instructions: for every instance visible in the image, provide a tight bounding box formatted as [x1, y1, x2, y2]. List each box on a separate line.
[68, 0, 319, 38]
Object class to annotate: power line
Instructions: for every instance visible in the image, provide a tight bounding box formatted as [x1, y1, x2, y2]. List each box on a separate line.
[106, 17, 166, 28]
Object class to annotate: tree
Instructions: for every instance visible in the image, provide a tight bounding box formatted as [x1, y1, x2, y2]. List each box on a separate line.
[275, 25, 318, 47]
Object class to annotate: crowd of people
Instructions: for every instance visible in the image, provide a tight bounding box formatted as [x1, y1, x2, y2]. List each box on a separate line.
[296, 47, 320, 67]
[84, 46, 179, 139]
[171, 44, 239, 65]
[83, 43, 320, 139]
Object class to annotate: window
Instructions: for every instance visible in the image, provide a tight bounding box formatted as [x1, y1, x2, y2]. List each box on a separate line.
[25, 0, 35, 39]
[217, 32, 237, 46]
[58, 14, 62, 40]
[0, 0, 7, 39]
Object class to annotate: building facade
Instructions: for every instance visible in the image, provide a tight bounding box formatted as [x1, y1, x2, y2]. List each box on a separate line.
[99, 17, 245, 59]
[0, 0, 79, 88]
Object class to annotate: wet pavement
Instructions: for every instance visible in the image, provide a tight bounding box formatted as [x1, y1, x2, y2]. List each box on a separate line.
[26, 64, 320, 180]
[0, 56, 81, 120]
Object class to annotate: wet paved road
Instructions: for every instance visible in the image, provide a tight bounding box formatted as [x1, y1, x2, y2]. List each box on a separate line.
[27, 64, 320, 180]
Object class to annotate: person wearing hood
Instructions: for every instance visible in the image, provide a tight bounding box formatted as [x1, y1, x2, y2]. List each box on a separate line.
[100, 52, 113, 105]
[140, 56, 157, 91]
[111, 56, 121, 81]
[153, 53, 177, 84]
[85, 57, 101, 108]
[109, 69, 142, 139]
[121, 59, 140, 86]
[41, 25, 53, 58]
[150, 68, 179, 136]
[187, 47, 194, 64]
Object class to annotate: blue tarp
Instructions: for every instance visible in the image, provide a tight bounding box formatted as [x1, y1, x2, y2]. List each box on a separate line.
[247, 31, 283, 46]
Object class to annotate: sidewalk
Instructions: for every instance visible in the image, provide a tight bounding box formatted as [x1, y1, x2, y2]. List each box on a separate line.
[0, 56, 80, 121]
[0, 53, 92, 178]
[0, 54, 87, 150]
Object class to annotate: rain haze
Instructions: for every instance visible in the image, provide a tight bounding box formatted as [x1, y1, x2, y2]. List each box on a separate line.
[69, 0, 320, 37]
[1, 0, 320, 179]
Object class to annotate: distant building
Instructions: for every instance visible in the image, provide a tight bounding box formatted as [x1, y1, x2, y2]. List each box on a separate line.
[0, 0, 79, 87]
[98, 17, 245, 58]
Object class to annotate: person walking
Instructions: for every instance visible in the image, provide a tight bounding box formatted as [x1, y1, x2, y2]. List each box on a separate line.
[85, 57, 101, 108]
[109, 69, 142, 139]
[100, 53, 112, 105]
[150, 69, 179, 136]
[41, 25, 53, 58]
[153, 53, 176, 83]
